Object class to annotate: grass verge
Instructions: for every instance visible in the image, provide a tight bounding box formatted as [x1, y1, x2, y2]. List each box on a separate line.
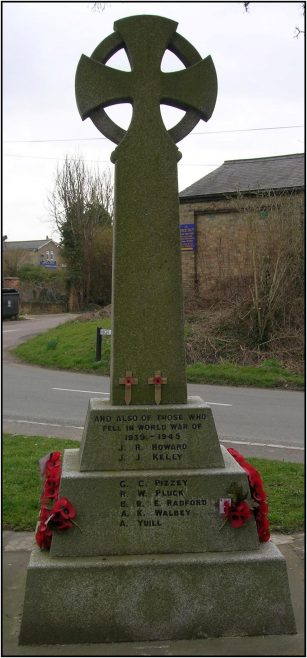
[14, 318, 111, 373]
[186, 360, 304, 389]
[3, 434, 304, 533]
[13, 318, 304, 389]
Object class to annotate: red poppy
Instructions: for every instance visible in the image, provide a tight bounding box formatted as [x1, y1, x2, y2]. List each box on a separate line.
[256, 511, 270, 526]
[237, 501, 252, 520]
[50, 451, 62, 463]
[251, 483, 265, 503]
[230, 514, 245, 528]
[226, 508, 246, 528]
[247, 467, 260, 483]
[45, 462, 61, 479]
[50, 514, 74, 531]
[51, 497, 76, 520]
[224, 500, 251, 528]
[35, 524, 52, 550]
[257, 500, 269, 515]
[39, 506, 52, 523]
[42, 451, 62, 476]
[227, 447, 245, 466]
[42, 477, 59, 500]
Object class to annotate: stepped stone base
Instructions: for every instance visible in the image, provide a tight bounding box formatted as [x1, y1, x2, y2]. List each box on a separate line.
[51, 447, 259, 557]
[19, 394, 296, 645]
[19, 542, 296, 645]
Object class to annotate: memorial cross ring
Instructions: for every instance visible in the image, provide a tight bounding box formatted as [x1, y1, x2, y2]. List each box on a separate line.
[75, 14, 217, 147]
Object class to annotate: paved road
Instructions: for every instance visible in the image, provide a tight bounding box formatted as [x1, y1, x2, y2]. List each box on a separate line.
[3, 315, 304, 462]
[3, 313, 78, 355]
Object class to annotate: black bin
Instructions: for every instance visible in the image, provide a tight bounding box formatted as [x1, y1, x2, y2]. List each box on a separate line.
[2, 288, 20, 319]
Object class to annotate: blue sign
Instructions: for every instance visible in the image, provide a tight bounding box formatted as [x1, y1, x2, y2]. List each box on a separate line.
[40, 261, 57, 268]
[180, 223, 196, 251]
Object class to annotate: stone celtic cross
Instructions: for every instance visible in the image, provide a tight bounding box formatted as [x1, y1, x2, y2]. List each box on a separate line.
[75, 15, 217, 405]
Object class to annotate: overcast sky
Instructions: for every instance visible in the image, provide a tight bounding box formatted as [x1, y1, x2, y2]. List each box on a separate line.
[3, 1, 304, 242]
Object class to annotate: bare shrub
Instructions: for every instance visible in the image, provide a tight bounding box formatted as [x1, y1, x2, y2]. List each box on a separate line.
[232, 189, 304, 346]
[184, 189, 304, 371]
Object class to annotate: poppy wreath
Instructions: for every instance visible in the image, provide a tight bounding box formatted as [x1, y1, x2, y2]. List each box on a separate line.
[35, 451, 78, 550]
[226, 447, 270, 543]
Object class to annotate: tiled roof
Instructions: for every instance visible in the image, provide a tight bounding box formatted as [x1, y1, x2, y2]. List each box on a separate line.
[180, 153, 305, 199]
[4, 239, 56, 251]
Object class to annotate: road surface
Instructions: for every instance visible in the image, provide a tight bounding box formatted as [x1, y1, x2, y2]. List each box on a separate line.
[3, 315, 304, 462]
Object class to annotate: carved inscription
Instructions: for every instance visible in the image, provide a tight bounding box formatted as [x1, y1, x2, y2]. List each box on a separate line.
[117, 477, 207, 530]
[93, 411, 208, 466]
[119, 479, 129, 527]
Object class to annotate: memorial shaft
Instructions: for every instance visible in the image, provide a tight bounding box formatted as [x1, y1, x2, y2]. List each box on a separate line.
[110, 122, 187, 405]
[75, 14, 218, 405]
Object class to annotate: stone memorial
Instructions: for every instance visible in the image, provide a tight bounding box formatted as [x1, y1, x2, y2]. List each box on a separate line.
[20, 15, 296, 645]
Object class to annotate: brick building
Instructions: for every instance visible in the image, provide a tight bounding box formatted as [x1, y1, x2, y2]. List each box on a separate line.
[3, 236, 64, 270]
[179, 153, 304, 302]
[2, 237, 67, 313]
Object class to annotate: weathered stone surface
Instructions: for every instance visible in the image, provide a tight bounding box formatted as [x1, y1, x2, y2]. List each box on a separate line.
[19, 542, 296, 645]
[80, 396, 224, 471]
[109, 133, 187, 405]
[51, 447, 259, 557]
[20, 14, 296, 647]
[75, 15, 217, 405]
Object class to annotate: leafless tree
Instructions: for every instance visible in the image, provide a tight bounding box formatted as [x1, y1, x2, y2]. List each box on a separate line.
[49, 156, 113, 310]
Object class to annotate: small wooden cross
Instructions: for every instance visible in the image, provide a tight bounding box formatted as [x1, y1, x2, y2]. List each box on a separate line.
[119, 371, 138, 405]
[148, 371, 167, 405]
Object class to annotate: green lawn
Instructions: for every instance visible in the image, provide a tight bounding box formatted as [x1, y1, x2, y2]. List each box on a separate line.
[3, 434, 304, 533]
[13, 318, 304, 389]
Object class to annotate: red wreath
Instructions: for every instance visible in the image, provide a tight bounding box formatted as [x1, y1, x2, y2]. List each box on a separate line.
[223, 499, 252, 528]
[35, 452, 78, 550]
[227, 448, 270, 542]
